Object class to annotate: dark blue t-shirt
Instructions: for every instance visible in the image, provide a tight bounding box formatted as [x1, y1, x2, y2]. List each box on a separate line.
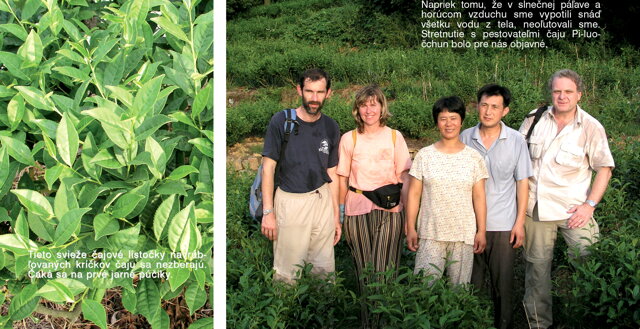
[262, 109, 340, 193]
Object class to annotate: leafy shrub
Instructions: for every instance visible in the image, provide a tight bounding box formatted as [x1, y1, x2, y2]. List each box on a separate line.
[562, 213, 640, 328]
[227, 170, 494, 328]
[0, 0, 212, 327]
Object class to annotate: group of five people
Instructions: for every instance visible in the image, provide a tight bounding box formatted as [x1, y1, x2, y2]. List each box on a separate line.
[259, 68, 614, 329]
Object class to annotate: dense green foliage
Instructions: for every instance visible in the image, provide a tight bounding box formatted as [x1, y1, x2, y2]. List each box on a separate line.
[227, 170, 494, 328]
[227, 0, 640, 145]
[0, 0, 212, 327]
[227, 0, 640, 328]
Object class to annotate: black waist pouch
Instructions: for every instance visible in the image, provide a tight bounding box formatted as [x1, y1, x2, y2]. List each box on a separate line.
[349, 183, 402, 209]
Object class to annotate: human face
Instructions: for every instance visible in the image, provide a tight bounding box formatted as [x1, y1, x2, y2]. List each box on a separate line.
[297, 78, 331, 116]
[477, 95, 509, 129]
[551, 77, 582, 115]
[437, 110, 462, 140]
[358, 97, 382, 128]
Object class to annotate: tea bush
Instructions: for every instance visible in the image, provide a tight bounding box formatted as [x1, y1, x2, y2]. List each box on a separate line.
[563, 213, 640, 328]
[226, 171, 494, 328]
[227, 1, 640, 327]
[0, 0, 212, 327]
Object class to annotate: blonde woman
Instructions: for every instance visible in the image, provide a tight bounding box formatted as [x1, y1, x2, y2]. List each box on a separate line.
[337, 85, 411, 328]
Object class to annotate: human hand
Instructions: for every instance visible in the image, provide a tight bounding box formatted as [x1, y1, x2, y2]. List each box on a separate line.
[510, 223, 525, 248]
[473, 231, 486, 254]
[261, 212, 277, 241]
[406, 229, 419, 252]
[567, 203, 594, 229]
[333, 218, 342, 245]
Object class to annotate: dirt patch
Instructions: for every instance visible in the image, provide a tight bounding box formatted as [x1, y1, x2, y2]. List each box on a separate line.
[226, 135, 435, 172]
[227, 87, 260, 107]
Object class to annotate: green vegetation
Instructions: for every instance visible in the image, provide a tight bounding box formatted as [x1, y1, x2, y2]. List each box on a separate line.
[0, 0, 212, 327]
[227, 170, 495, 328]
[227, 0, 640, 328]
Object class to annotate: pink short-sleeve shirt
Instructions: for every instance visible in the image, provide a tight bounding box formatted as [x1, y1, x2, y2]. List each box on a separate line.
[337, 126, 412, 216]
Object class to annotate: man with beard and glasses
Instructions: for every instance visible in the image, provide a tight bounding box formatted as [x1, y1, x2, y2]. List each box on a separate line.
[261, 68, 341, 283]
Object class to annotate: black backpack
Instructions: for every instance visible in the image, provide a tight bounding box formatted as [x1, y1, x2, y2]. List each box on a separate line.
[249, 109, 298, 222]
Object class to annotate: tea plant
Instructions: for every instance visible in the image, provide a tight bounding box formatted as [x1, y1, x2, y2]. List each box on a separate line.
[0, 0, 212, 327]
[227, 171, 494, 328]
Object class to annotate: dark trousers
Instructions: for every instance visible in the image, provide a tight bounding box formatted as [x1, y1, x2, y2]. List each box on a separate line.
[343, 210, 404, 329]
[471, 231, 516, 329]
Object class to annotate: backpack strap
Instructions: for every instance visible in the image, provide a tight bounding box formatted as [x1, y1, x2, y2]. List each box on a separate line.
[525, 105, 548, 142]
[274, 109, 298, 187]
[283, 108, 298, 142]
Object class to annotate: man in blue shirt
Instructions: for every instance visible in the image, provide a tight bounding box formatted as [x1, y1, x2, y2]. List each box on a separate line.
[460, 84, 532, 329]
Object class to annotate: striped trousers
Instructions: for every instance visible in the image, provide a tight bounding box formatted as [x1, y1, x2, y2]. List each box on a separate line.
[343, 209, 404, 329]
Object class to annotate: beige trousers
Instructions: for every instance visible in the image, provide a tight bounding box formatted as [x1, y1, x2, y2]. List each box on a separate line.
[272, 184, 335, 283]
[523, 205, 599, 329]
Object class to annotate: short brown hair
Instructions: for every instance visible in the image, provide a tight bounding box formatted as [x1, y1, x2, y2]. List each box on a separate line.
[352, 85, 391, 133]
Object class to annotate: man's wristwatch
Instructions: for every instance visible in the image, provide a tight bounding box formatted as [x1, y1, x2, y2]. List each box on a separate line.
[263, 208, 274, 216]
[585, 199, 597, 208]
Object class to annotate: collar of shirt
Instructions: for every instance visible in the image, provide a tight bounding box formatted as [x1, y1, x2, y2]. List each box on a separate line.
[470, 121, 508, 151]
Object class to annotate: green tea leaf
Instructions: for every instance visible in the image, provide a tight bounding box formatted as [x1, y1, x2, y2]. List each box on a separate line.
[136, 279, 160, 321]
[105, 85, 133, 108]
[0, 147, 9, 187]
[9, 284, 39, 321]
[121, 288, 137, 314]
[192, 83, 211, 120]
[56, 48, 85, 64]
[15, 210, 29, 240]
[91, 149, 123, 169]
[134, 115, 172, 141]
[0, 52, 29, 81]
[0, 135, 35, 165]
[56, 112, 79, 167]
[44, 163, 64, 190]
[170, 111, 198, 129]
[185, 284, 207, 315]
[53, 66, 90, 82]
[0, 24, 28, 41]
[93, 213, 119, 240]
[111, 193, 144, 218]
[133, 75, 164, 118]
[167, 165, 198, 180]
[166, 266, 189, 291]
[27, 212, 55, 242]
[20, 0, 41, 20]
[82, 107, 132, 149]
[153, 194, 177, 241]
[54, 180, 79, 219]
[168, 201, 196, 255]
[15, 86, 55, 111]
[53, 208, 90, 245]
[11, 189, 53, 219]
[82, 299, 107, 329]
[0, 234, 38, 254]
[37, 279, 85, 303]
[108, 223, 140, 250]
[188, 318, 213, 329]
[150, 308, 169, 329]
[188, 138, 213, 158]
[7, 94, 25, 131]
[17, 30, 43, 66]
[151, 16, 189, 42]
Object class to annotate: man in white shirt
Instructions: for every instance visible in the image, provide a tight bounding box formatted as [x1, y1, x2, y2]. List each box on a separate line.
[518, 69, 615, 329]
